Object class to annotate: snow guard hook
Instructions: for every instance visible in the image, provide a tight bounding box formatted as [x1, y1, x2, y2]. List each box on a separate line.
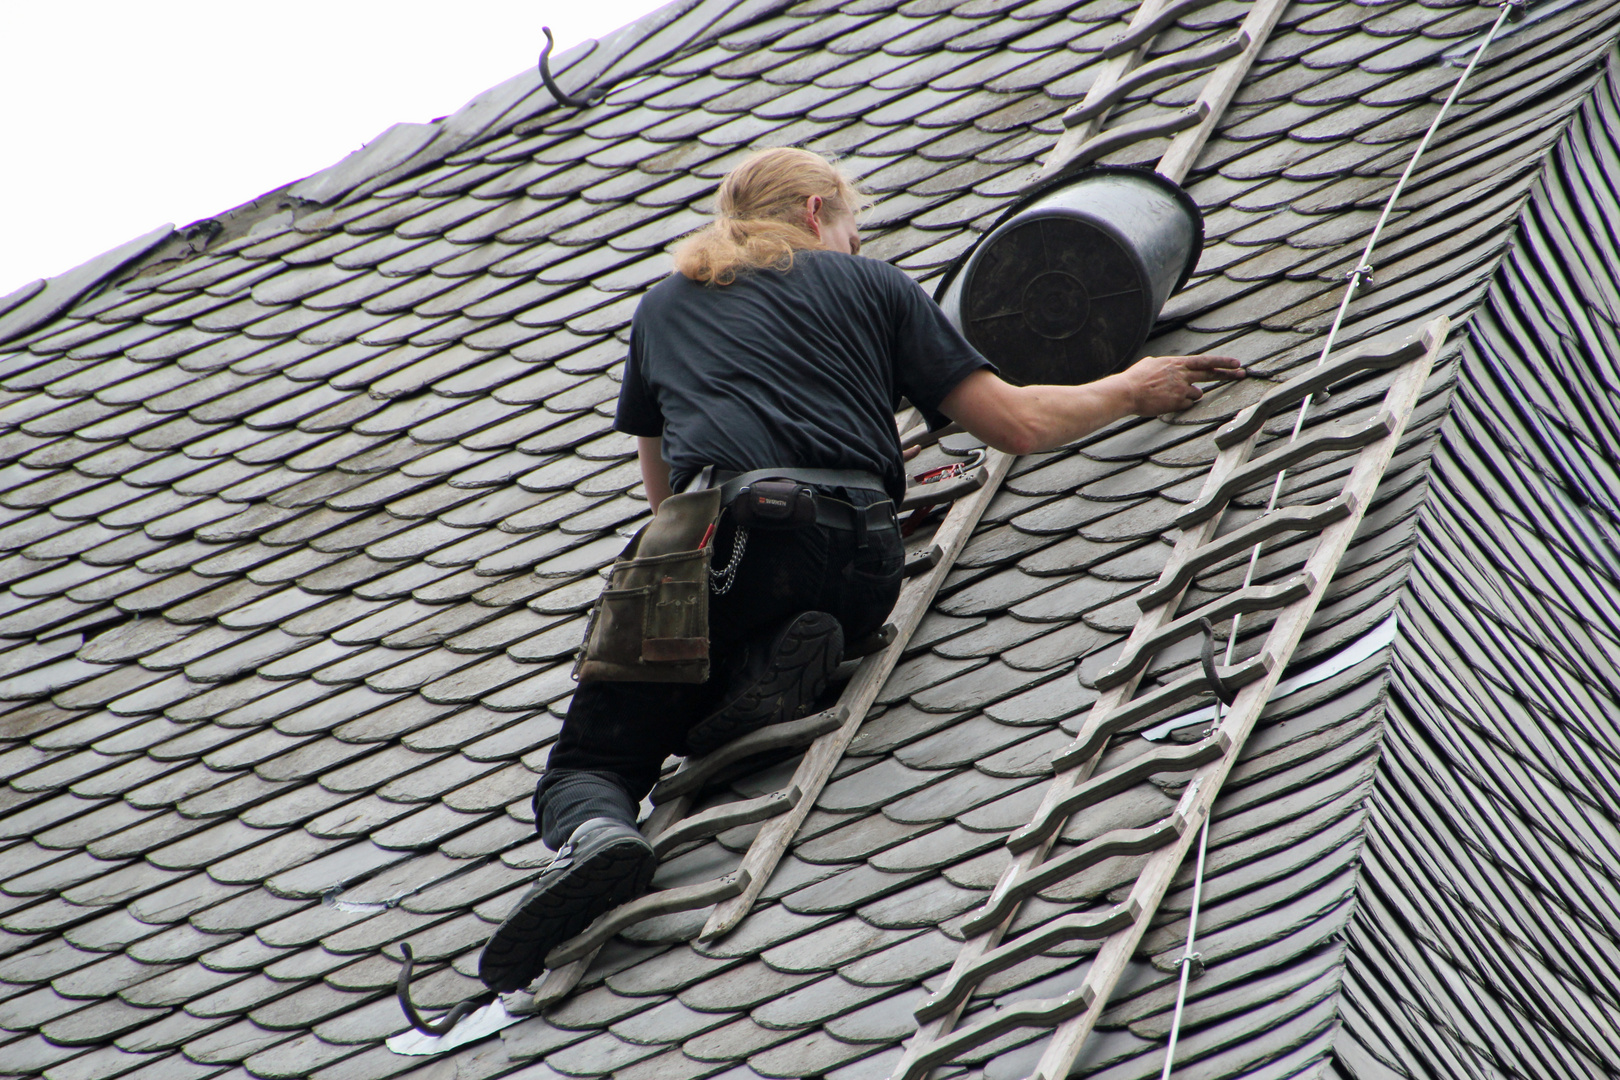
[396, 943, 494, 1037]
[540, 27, 606, 109]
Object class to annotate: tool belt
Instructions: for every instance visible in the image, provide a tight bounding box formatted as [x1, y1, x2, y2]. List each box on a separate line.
[713, 467, 898, 541]
[575, 487, 720, 686]
[575, 468, 897, 686]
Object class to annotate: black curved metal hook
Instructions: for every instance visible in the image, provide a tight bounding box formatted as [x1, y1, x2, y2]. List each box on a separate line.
[540, 27, 605, 109]
[396, 943, 494, 1037]
[1199, 618, 1239, 708]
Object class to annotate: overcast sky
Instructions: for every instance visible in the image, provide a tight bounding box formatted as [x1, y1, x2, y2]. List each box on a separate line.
[1, 1, 665, 299]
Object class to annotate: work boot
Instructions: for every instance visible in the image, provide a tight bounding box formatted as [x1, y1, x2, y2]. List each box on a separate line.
[477, 817, 656, 992]
[683, 610, 843, 758]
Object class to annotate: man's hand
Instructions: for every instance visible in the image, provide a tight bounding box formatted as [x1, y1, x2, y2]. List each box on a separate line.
[1117, 353, 1245, 415]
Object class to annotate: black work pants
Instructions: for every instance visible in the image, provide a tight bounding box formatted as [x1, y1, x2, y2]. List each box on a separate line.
[534, 502, 904, 845]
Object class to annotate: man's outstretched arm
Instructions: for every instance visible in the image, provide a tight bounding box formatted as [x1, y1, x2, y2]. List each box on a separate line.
[940, 353, 1245, 456]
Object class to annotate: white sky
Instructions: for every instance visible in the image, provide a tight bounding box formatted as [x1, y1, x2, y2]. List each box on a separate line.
[1, 1, 666, 299]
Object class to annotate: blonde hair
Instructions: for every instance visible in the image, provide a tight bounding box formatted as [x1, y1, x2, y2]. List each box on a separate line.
[674, 147, 871, 285]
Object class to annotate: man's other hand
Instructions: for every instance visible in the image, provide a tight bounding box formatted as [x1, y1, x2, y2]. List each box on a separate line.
[1119, 353, 1245, 415]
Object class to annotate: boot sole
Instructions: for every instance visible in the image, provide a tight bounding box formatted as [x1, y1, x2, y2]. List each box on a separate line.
[478, 835, 657, 992]
[685, 611, 843, 757]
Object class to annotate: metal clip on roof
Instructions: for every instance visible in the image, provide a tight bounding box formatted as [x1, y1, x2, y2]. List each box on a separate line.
[539, 27, 606, 109]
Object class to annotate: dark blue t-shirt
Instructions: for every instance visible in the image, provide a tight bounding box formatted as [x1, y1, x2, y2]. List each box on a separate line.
[615, 251, 990, 502]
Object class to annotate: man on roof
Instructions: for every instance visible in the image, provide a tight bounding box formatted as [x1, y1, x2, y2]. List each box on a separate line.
[477, 147, 1243, 991]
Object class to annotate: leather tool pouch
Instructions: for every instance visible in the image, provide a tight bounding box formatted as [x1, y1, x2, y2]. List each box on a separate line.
[575, 488, 721, 685]
[731, 479, 818, 529]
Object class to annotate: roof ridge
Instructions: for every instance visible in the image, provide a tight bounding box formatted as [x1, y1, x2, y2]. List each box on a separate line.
[292, 0, 793, 210]
[0, 0, 796, 354]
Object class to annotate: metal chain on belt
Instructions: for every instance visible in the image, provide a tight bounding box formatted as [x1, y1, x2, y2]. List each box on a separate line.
[708, 525, 747, 595]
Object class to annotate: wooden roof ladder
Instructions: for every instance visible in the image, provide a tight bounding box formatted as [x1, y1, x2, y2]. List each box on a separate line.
[512, 442, 1021, 1009]
[393, 422, 1016, 1049]
[889, 318, 1449, 1080]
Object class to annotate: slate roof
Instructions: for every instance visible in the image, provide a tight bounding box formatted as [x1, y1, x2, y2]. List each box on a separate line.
[0, 1, 1618, 1079]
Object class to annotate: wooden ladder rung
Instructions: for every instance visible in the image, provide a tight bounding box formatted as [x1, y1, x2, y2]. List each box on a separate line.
[651, 785, 801, 859]
[1065, 104, 1208, 172]
[904, 982, 1096, 1080]
[1007, 733, 1229, 855]
[1066, 31, 1246, 125]
[1052, 652, 1272, 770]
[1100, 0, 1224, 58]
[1216, 334, 1428, 450]
[1136, 495, 1354, 611]
[544, 871, 751, 968]
[846, 622, 898, 658]
[1175, 408, 1396, 529]
[964, 808, 1194, 937]
[916, 899, 1142, 1023]
[649, 707, 847, 805]
[1095, 573, 1315, 690]
[903, 543, 942, 577]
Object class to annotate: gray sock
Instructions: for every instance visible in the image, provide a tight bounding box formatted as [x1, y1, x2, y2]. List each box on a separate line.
[536, 770, 639, 849]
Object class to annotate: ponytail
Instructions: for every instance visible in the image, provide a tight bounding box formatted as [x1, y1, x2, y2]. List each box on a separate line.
[674, 147, 870, 286]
